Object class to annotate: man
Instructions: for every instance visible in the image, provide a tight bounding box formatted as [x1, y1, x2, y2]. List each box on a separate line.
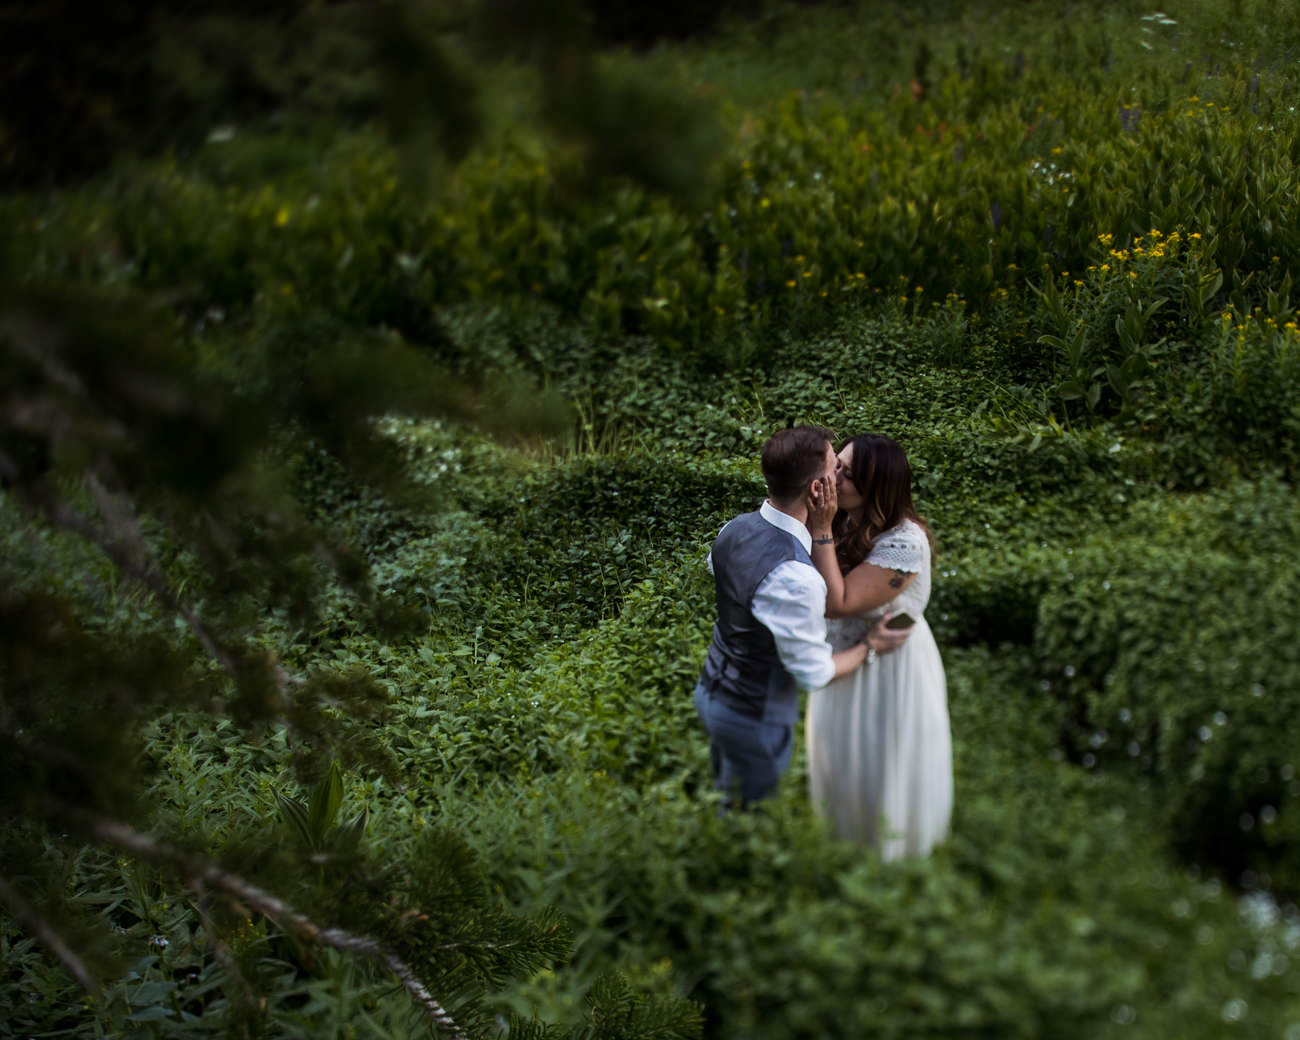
[694, 425, 910, 807]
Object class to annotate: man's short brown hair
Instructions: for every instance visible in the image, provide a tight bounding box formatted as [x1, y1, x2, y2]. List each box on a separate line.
[761, 425, 833, 504]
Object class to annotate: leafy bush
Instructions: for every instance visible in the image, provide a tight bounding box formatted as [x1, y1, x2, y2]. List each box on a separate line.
[425, 647, 1300, 1040]
[1034, 476, 1300, 889]
[12, 8, 1300, 357]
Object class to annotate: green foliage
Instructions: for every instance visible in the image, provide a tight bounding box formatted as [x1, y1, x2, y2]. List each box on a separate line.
[12, 1, 1300, 1037]
[1032, 229, 1211, 419]
[412, 647, 1299, 1040]
[12, 2, 1300, 356]
[1034, 476, 1300, 890]
[1202, 298, 1300, 467]
[0, 0, 373, 188]
[274, 761, 368, 857]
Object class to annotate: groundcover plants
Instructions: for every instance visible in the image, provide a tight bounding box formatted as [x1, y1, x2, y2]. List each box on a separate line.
[5, 0, 1300, 1036]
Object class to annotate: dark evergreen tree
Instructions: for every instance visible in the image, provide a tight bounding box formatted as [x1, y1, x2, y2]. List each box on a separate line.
[0, 2, 713, 1034]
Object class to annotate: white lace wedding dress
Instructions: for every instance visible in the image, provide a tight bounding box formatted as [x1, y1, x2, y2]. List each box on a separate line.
[806, 519, 952, 859]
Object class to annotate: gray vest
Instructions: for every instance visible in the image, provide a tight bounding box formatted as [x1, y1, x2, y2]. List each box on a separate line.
[699, 510, 810, 722]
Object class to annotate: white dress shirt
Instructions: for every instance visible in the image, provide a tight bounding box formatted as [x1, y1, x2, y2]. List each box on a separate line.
[709, 500, 836, 691]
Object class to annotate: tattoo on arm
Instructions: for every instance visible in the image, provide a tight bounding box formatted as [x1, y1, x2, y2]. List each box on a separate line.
[888, 571, 905, 589]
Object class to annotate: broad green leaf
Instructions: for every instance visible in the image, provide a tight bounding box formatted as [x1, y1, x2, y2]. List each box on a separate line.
[308, 760, 344, 845]
[274, 790, 314, 849]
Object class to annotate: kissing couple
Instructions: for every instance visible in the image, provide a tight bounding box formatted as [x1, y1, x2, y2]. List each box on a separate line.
[694, 425, 952, 860]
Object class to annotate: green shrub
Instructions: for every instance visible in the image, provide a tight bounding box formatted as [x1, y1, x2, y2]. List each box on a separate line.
[12, 16, 1300, 355]
[422, 648, 1300, 1040]
[1033, 476, 1300, 888]
[1203, 300, 1300, 471]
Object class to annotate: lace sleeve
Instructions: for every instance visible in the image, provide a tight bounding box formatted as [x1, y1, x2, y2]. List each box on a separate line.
[867, 524, 925, 573]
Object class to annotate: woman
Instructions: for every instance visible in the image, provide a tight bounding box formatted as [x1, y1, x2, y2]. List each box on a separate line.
[804, 433, 952, 859]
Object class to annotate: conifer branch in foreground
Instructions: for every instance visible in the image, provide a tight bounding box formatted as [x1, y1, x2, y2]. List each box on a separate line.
[78, 813, 468, 1039]
[0, 874, 97, 994]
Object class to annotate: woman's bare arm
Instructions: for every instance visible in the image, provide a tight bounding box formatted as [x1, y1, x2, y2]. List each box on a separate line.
[827, 560, 915, 619]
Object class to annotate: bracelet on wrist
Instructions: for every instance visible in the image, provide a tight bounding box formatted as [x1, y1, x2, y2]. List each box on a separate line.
[812, 534, 834, 545]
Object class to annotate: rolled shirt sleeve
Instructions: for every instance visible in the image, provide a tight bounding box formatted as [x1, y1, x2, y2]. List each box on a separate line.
[751, 560, 836, 691]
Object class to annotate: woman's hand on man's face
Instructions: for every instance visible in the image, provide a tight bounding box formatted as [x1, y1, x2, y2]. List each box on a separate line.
[807, 475, 837, 532]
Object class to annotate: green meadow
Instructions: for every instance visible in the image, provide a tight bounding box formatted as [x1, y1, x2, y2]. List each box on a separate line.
[5, 1, 1300, 1036]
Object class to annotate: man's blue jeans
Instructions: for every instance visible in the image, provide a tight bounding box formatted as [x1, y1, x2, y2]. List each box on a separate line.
[694, 680, 794, 808]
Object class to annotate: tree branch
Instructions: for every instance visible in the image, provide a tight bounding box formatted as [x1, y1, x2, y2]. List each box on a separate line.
[30, 480, 243, 678]
[0, 310, 87, 396]
[0, 873, 98, 993]
[80, 814, 467, 1039]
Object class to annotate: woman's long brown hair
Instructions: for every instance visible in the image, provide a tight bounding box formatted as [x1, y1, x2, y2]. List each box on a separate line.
[831, 433, 931, 573]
